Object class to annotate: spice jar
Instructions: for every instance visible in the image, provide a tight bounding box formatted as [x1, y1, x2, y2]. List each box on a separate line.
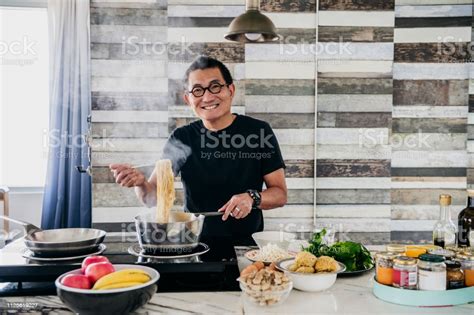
[428, 249, 455, 261]
[446, 261, 464, 289]
[418, 254, 446, 291]
[405, 246, 427, 258]
[456, 252, 474, 287]
[386, 244, 405, 254]
[375, 252, 398, 286]
[393, 256, 417, 289]
[445, 244, 463, 254]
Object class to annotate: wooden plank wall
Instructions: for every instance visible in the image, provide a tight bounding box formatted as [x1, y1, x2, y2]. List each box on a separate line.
[90, 0, 169, 231]
[391, 0, 471, 242]
[245, 1, 317, 233]
[90, 0, 473, 244]
[468, 0, 474, 227]
[316, 0, 394, 244]
[90, 0, 319, 233]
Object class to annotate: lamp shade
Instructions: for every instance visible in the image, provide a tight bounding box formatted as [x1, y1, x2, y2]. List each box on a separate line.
[224, 10, 280, 43]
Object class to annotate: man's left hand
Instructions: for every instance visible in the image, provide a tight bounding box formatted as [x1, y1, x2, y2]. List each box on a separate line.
[218, 193, 253, 221]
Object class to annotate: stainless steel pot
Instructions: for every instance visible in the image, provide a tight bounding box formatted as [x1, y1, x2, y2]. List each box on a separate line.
[0, 215, 106, 257]
[135, 212, 204, 254]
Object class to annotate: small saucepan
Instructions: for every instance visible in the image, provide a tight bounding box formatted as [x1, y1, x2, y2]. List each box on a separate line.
[0, 215, 106, 257]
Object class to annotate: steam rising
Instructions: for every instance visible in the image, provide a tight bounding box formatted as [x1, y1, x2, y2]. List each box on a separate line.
[161, 136, 192, 176]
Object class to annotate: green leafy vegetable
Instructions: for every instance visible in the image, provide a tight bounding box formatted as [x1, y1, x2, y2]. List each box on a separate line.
[303, 229, 374, 272]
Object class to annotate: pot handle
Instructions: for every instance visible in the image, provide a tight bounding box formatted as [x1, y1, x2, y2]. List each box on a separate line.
[0, 215, 42, 236]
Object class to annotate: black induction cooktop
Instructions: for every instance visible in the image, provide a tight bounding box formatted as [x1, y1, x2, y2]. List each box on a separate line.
[0, 234, 241, 296]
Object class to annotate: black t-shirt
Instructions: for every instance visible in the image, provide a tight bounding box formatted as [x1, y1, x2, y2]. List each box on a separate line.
[161, 113, 286, 240]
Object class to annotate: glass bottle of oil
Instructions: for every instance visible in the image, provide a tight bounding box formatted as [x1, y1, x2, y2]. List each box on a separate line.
[457, 191, 474, 248]
[433, 194, 457, 248]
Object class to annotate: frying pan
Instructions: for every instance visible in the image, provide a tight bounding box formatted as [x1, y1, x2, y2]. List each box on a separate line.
[0, 215, 106, 257]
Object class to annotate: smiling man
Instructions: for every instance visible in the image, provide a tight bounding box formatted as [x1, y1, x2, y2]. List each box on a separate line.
[110, 56, 287, 244]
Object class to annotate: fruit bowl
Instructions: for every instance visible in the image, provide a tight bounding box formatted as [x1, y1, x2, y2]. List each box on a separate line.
[55, 264, 159, 315]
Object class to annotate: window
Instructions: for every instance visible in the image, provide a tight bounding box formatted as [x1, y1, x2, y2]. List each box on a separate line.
[0, 4, 49, 187]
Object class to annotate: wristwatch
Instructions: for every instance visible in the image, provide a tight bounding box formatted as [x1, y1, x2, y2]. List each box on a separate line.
[246, 189, 261, 208]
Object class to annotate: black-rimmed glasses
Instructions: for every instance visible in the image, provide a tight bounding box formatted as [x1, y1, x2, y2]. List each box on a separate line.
[187, 82, 229, 98]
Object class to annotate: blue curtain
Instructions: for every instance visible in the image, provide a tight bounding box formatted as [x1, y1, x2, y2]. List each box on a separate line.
[41, 0, 91, 229]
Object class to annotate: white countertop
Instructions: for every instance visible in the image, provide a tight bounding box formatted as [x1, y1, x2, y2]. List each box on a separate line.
[0, 241, 472, 314]
[1, 272, 473, 314]
[1, 251, 473, 315]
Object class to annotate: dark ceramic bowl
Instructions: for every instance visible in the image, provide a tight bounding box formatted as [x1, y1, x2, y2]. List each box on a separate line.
[55, 264, 159, 315]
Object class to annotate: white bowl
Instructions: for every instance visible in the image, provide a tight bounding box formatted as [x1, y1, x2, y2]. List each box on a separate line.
[276, 258, 345, 292]
[252, 231, 296, 250]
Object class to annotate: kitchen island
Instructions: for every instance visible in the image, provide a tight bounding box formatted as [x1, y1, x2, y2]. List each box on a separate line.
[0, 246, 473, 314]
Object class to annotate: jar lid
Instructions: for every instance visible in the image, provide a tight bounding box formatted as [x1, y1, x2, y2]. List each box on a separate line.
[419, 254, 445, 263]
[456, 252, 474, 261]
[405, 247, 427, 258]
[394, 256, 417, 265]
[446, 261, 462, 269]
[445, 245, 464, 253]
[386, 244, 405, 253]
[428, 249, 455, 258]
[375, 252, 398, 260]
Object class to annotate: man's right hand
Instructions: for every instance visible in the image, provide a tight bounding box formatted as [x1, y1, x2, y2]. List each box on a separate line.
[109, 164, 146, 188]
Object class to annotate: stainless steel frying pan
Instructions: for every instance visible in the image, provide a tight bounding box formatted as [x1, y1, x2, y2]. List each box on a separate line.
[0, 215, 106, 257]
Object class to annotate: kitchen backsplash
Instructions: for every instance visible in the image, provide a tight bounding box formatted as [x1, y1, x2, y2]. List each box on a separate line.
[90, 0, 473, 244]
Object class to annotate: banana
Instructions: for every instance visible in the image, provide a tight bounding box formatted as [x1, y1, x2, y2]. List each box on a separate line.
[97, 281, 145, 290]
[92, 269, 151, 290]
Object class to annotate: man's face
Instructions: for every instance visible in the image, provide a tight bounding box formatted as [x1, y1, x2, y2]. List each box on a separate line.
[183, 68, 235, 122]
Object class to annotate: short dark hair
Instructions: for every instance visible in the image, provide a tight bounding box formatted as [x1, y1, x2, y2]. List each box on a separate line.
[183, 56, 233, 89]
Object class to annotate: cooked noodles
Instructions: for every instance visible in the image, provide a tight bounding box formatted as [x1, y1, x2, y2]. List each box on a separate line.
[155, 159, 175, 223]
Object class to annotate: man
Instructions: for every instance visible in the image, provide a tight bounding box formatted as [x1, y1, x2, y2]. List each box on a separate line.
[110, 56, 287, 244]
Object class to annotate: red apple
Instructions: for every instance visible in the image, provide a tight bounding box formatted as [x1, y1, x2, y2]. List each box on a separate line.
[61, 274, 92, 289]
[81, 256, 110, 274]
[85, 262, 115, 284]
